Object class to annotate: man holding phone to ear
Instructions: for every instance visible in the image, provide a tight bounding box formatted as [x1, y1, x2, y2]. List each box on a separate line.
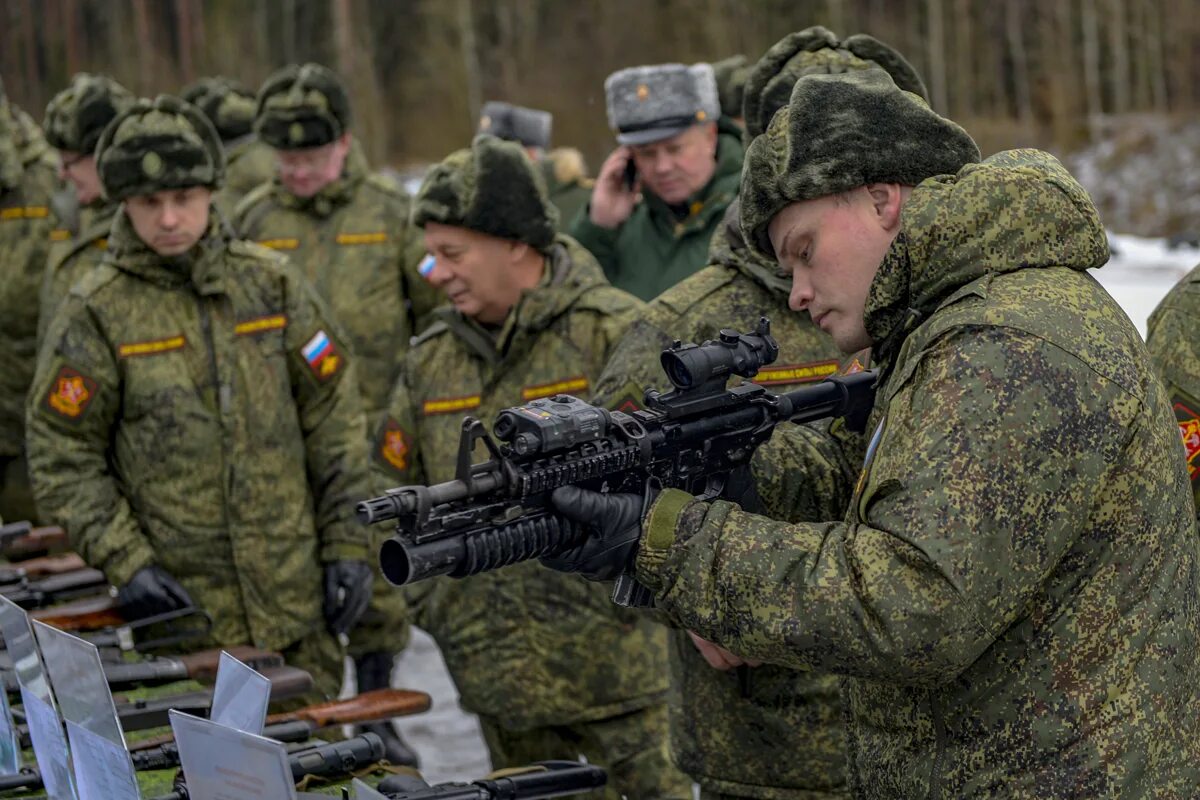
[569, 62, 743, 302]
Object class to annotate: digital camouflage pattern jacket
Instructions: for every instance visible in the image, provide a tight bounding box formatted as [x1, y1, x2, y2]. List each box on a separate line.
[371, 236, 671, 730]
[569, 119, 744, 302]
[635, 150, 1200, 798]
[27, 211, 371, 651]
[0, 101, 58, 459]
[233, 138, 439, 427]
[1146, 264, 1200, 514]
[593, 198, 848, 798]
[40, 200, 120, 344]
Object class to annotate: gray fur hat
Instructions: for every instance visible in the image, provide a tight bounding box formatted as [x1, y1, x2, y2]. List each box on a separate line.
[740, 70, 979, 260]
[478, 101, 552, 149]
[605, 63, 719, 146]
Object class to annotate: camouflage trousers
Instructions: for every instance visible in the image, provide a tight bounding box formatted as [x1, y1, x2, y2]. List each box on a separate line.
[477, 703, 692, 800]
[278, 625, 346, 711]
[0, 451, 40, 524]
[347, 560, 411, 660]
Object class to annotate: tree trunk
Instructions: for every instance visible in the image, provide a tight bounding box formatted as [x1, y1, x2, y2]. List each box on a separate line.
[1081, 0, 1103, 139]
[458, 0, 483, 128]
[1106, 0, 1130, 112]
[1005, 0, 1033, 137]
[927, 0, 949, 112]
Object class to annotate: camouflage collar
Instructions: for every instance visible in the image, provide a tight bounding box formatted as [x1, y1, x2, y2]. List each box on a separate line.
[271, 136, 368, 217]
[708, 199, 792, 298]
[106, 209, 230, 291]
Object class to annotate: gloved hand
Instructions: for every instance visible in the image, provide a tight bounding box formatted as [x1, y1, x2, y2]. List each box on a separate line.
[542, 485, 648, 581]
[323, 559, 373, 636]
[117, 565, 193, 620]
[720, 463, 765, 515]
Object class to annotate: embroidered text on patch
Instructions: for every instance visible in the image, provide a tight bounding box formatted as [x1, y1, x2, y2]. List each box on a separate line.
[235, 314, 288, 336]
[423, 395, 481, 415]
[522, 376, 589, 401]
[118, 335, 187, 359]
[336, 232, 388, 246]
[754, 360, 840, 386]
[45, 367, 97, 420]
[301, 330, 342, 380]
[258, 238, 299, 250]
[1, 205, 50, 221]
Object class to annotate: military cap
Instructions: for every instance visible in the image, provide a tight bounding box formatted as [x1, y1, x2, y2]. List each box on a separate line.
[412, 134, 557, 252]
[711, 54, 751, 119]
[605, 63, 719, 146]
[743, 26, 927, 139]
[181, 76, 257, 142]
[254, 63, 351, 150]
[740, 69, 979, 260]
[43, 73, 134, 156]
[95, 94, 225, 201]
[478, 101, 552, 149]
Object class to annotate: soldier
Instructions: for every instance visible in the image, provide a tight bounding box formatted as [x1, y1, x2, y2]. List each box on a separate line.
[591, 27, 927, 800]
[569, 63, 743, 302]
[546, 70, 1200, 796]
[477, 101, 592, 229]
[182, 76, 276, 215]
[26, 95, 373, 706]
[1146, 276, 1200, 517]
[233, 62, 431, 765]
[371, 134, 690, 800]
[0, 77, 59, 524]
[710, 54, 750, 128]
[41, 73, 134, 341]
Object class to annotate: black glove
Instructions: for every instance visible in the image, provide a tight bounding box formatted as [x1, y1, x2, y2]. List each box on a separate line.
[117, 565, 193, 620]
[542, 486, 648, 581]
[721, 463, 765, 515]
[323, 560, 373, 636]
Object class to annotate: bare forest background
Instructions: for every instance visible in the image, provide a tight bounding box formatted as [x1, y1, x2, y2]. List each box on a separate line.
[3, 0, 1199, 236]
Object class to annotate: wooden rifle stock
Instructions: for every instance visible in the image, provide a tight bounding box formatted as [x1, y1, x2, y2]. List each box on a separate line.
[1, 525, 69, 559]
[30, 595, 125, 631]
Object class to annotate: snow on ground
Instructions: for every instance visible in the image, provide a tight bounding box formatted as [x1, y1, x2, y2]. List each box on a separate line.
[373, 231, 1199, 784]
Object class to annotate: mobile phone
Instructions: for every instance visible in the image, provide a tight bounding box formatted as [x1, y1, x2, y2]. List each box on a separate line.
[622, 158, 638, 191]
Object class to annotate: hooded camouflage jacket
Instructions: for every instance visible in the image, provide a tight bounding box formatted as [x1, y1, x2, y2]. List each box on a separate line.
[634, 150, 1200, 798]
[40, 200, 120, 344]
[371, 236, 671, 729]
[27, 211, 371, 651]
[234, 138, 439, 427]
[593, 197, 847, 799]
[0, 102, 58, 459]
[1146, 265, 1200, 513]
[569, 119, 744, 302]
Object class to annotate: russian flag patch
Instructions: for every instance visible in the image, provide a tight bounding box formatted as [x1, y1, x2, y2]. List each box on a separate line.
[418, 253, 435, 279]
[301, 329, 342, 381]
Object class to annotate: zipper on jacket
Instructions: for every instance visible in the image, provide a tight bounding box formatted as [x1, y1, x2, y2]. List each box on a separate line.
[927, 695, 947, 799]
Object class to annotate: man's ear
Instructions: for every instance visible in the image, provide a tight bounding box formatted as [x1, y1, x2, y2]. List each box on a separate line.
[508, 240, 530, 263]
[866, 183, 905, 232]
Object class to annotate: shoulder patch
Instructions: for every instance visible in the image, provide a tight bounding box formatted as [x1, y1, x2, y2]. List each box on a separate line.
[118, 335, 187, 359]
[375, 417, 412, 472]
[301, 329, 343, 381]
[45, 366, 98, 422]
[1175, 400, 1200, 484]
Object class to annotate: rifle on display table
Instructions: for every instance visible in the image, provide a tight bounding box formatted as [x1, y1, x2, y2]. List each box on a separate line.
[373, 761, 608, 799]
[358, 318, 877, 607]
[0, 566, 109, 609]
[0, 523, 69, 559]
[27, 599, 213, 657]
[0, 552, 88, 585]
[0, 688, 432, 794]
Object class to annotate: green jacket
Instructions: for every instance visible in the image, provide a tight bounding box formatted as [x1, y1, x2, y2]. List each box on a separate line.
[593, 198, 847, 799]
[0, 103, 58, 458]
[1146, 265, 1200, 514]
[27, 211, 371, 651]
[40, 200, 119, 344]
[539, 148, 592, 232]
[371, 236, 670, 729]
[569, 120, 744, 302]
[234, 139, 439, 428]
[636, 150, 1200, 797]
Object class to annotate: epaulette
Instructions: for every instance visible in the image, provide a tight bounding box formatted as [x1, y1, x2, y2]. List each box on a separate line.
[651, 264, 738, 317]
[410, 319, 450, 349]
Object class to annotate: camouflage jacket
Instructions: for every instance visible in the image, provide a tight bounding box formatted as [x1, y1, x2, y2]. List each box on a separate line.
[371, 236, 671, 729]
[233, 138, 439, 428]
[635, 150, 1200, 797]
[0, 103, 58, 458]
[1146, 264, 1200, 513]
[216, 134, 276, 215]
[538, 148, 592, 233]
[593, 198, 847, 798]
[40, 200, 119, 344]
[27, 211, 371, 651]
[569, 119, 744, 302]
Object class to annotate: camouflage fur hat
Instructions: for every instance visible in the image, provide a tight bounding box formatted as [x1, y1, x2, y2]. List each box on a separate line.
[478, 101, 552, 149]
[711, 54, 752, 119]
[181, 76, 257, 142]
[255, 63, 351, 150]
[43, 73, 134, 156]
[740, 69, 979, 260]
[95, 94, 225, 201]
[743, 26, 927, 139]
[412, 134, 557, 252]
[605, 63, 719, 145]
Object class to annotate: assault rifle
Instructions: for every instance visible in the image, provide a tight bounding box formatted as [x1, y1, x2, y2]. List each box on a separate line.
[0, 566, 109, 608]
[0, 552, 88, 585]
[358, 318, 877, 607]
[0, 523, 69, 559]
[374, 761, 607, 799]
